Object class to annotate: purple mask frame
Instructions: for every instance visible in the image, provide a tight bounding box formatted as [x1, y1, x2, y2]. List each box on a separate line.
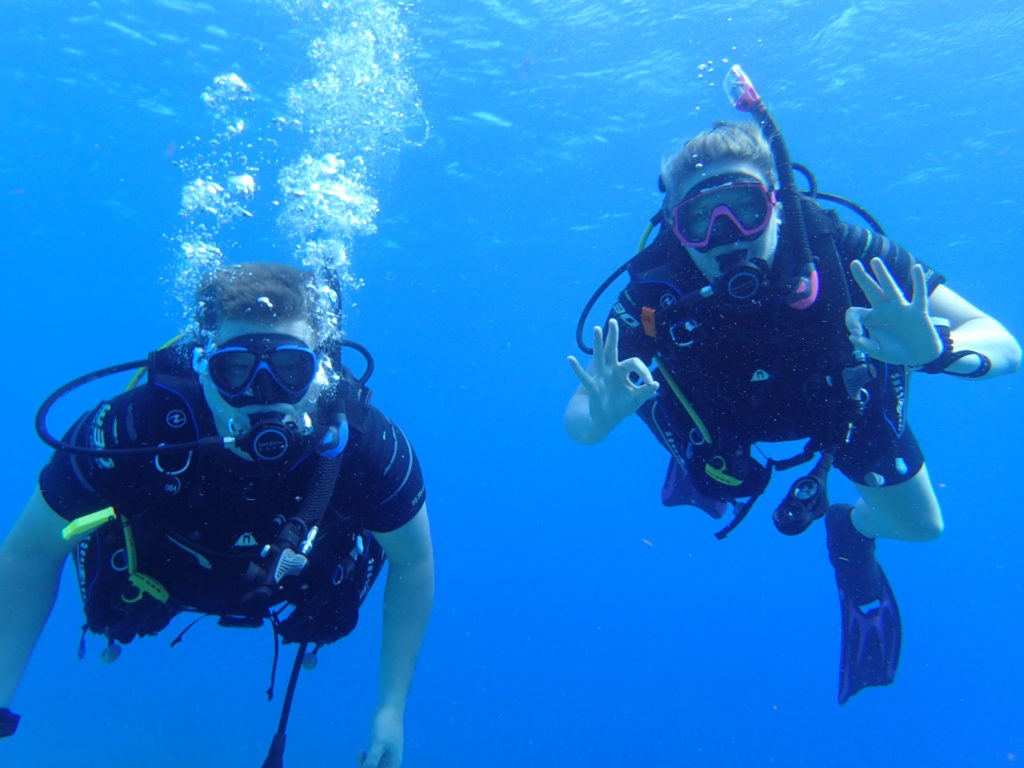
[671, 182, 777, 250]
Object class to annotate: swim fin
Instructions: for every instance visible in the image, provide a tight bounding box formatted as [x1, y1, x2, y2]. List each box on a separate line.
[826, 503, 902, 705]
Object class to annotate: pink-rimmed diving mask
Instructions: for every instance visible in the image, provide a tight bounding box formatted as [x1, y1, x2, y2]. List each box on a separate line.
[671, 175, 777, 251]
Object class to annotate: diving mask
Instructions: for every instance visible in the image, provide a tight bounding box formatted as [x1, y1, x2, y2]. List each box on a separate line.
[672, 174, 776, 252]
[207, 334, 318, 407]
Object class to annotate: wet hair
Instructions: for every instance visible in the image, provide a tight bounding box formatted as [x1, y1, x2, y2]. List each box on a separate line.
[195, 262, 319, 335]
[660, 121, 777, 212]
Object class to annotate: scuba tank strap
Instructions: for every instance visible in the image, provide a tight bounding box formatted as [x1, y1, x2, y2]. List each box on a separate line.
[334, 374, 372, 436]
[145, 343, 217, 456]
[802, 197, 876, 414]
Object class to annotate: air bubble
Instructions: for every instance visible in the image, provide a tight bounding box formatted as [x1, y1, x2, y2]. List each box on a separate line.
[172, 1, 426, 344]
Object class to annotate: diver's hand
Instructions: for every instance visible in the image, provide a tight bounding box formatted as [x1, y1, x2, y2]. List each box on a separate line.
[567, 319, 659, 441]
[359, 706, 403, 768]
[846, 258, 942, 367]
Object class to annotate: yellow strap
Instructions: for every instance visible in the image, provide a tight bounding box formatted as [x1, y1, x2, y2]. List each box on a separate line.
[120, 515, 170, 604]
[61, 333, 182, 601]
[61, 507, 117, 540]
[62, 507, 169, 603]
[654, 356, 713, 445]
[127, 572, 170, 603]
[705, 459, 743, 487]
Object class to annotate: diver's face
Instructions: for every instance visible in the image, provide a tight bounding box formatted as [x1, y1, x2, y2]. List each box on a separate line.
[669, 158, 780, 283]
[197, 318, 322, 449]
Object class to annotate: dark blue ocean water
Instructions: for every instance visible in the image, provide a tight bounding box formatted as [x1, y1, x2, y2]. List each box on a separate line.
[2, 1, 1022, 766]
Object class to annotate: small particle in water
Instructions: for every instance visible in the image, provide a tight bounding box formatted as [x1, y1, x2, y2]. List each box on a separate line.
[642, 538, 653, 547]
[471, 111, 512, 128]
[257, 296, 274, 309]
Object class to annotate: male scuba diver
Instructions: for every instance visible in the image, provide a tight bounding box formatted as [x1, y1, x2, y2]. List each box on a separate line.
[564, 67, 1021, 704]
[0, 262, 434, 767]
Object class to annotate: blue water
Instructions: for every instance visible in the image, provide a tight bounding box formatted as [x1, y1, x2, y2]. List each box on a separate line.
[2, 1, 1023, 766]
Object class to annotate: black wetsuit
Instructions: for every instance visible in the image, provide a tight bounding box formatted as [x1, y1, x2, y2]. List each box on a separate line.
[39, 364, 425, 645]
[611, 210, 944, 505]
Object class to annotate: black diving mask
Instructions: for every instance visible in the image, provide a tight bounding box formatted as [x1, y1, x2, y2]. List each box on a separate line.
[208, 334, 318, 407]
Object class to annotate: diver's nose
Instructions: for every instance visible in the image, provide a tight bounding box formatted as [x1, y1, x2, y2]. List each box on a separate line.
[707, 215, 745, 250]
[249, 369, 281, 404]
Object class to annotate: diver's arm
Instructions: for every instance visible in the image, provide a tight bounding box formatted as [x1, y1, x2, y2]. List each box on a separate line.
[926, 285, 1022, 378]
[0, 489, 78, 716]
[361, 503, 434, 768]
[564, 319, 660, 445]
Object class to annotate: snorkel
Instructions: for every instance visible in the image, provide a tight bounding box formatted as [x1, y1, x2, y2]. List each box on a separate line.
[724, 64, 818, 309]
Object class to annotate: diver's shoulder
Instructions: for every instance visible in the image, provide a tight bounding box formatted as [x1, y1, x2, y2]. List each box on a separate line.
[347, 400, 412, 451]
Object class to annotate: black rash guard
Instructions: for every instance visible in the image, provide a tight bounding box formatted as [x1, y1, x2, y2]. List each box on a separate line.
[38, 381, 424, 621]
[41, 389, 424, 532]
[610, 217, 945, 490]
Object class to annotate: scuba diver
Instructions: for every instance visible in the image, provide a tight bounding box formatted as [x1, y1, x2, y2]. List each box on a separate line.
[563, 66, 1021, 704]
[0, 262, 434, 768]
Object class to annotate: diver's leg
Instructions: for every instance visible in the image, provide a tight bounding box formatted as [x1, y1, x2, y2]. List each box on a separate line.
[851, 464, 943, 542]
[825, 454, 939, 704]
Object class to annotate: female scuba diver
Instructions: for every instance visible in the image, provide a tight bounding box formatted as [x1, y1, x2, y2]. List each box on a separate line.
[563, 84, 1021, 704]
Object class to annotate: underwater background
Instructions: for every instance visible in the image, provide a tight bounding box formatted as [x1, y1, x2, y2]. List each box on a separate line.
[1, 1, 1022, 766]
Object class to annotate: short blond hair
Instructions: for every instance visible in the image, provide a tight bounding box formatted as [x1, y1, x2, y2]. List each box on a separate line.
[661, 121, 776, 213]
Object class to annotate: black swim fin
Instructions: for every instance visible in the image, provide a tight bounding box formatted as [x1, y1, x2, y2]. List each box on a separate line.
[826, 504, 902, 705]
